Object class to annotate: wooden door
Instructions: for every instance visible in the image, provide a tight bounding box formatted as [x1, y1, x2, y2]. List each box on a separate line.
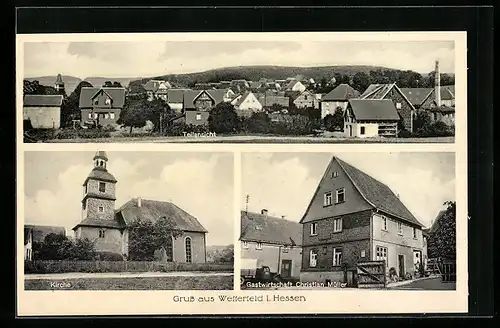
[280, 260, 292, 278]
[398, 254, 405, 278]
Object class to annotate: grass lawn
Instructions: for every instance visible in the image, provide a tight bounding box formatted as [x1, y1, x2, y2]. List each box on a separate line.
[25, 275, 233, 290]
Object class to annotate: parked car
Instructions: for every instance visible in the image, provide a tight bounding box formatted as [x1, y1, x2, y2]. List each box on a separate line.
[240, 258, 282, 288]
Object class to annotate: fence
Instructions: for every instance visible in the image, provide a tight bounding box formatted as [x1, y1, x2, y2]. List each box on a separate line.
[440, 259, 456, 282]
[356, 261, 387, 288]
[25, 260, 234, 274]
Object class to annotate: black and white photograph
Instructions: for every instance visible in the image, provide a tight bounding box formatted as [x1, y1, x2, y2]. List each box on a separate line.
[21, 36, 456, 144]
[240, 152, 457, 290]
[22, 150, 234, 290]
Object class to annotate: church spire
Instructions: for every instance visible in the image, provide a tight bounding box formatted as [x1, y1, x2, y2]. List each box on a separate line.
[93, 150, 108, 170]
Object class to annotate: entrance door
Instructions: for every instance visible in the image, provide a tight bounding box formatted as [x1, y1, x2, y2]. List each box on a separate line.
[280, 260, 292, 278]
[349, 125, 352, 137]
[398, 254, 405, 278]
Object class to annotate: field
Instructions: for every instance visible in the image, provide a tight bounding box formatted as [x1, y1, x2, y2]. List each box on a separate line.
[43, 135, 455, 144]
[25, 274, 233, 290]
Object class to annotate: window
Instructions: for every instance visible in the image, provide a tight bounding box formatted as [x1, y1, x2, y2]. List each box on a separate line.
[98, 206, 104, 213]
[282, 247, 289, 253]
[382, 216, 388, 231]
[196, 113, 202, 121]
[304, 95, 308, 100]
[413, 227, 417, 239]
[331, 171, 339, 178]
[82, 200, 87, 210]
[185, 237, 192, 263]
[88, 113, 92, 119]
[333, 218, 342, 232]
[110, 113, 115, 119]
[322, 246, 327, 255]
[309, 249, 318, 267]
[396, 102, 402, 109]
[335, 188, 345, 204]
[84, 184, 88, 194]
[360, 126, 365, 135]
[310, 222, 318, 236]
[398, 222, 403, 235]
[324, 191, 333, 206]
[94, 99, 99, 105]
[99, 229, 105, 238]
[105, 98, 111, 105]
[94, 113, 98, 119]
[104, 113, 109, 119]
[99, 182, 106, 193]
[242, 241, 248, 249]
[333, 248, 342, 266]
[376, 246, 388, 266]
[256, 242, 263, 250]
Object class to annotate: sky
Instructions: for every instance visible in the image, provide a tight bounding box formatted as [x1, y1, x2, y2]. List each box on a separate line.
[23, 151, 234, 246]
[241, 152, 455, 228]
[23, 40, 455, 78]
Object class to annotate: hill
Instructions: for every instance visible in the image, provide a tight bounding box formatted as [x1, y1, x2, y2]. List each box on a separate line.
[129, 65, 396, 88]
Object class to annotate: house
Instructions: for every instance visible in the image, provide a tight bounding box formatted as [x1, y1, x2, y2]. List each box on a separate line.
[299, 156, 425, 284]
[24, 225, 66, 260]
[72, 151, 208, 262]
[182, 90, 225, 125]
[240, 209, 302, 280]
[23, 95, 63, 129]
[400, 86, 455, 109]
[344, 99, 400, 138]
[320, 84, 361, 118]
[143, 80, 172, 101]
[166, 89, 187, 114]
[256, 93, 290, 110]
[230, 79, 250, 91]
[360, 83, 416, 132]
[79, 87, 126, 127]
[284, 80, 306, 93]
[232, 91, 263, 118]
[290, 90, 318, 109]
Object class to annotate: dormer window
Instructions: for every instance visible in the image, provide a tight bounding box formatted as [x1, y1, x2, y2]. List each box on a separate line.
[105, 98, 111, 105]
[331, 171, 339, 178]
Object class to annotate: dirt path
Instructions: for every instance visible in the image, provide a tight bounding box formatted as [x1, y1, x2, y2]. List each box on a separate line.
[25, 271, 233, 280]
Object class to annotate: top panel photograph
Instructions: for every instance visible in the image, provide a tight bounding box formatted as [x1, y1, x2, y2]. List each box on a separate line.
[18, 32, 463, 144]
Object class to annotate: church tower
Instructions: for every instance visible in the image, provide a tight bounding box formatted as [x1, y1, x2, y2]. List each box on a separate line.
[54, 74, 65, 94]
[81, 151, 117, 221]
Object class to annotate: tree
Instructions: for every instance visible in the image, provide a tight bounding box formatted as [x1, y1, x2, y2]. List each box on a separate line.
[209, 245, 234, 264]
[35, 233, 69, 260]
[103, 81, 123, 88]
[413, 110, 433, 135]
[128, 217, 184, 261]
[243, 112, 271, 134]
[61, 81, 93, 127]
[323, 107, 344, 132]
[352, 72, 371, 94]
[208, 102, 240, 134]
[69, 238, 97, 260]
[117, 95, 149, 134]
[427, 201, 456, 260]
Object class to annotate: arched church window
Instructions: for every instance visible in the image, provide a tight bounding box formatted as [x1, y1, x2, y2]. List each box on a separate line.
[99, 229, 105, 238]
[185, 237, 192, 263]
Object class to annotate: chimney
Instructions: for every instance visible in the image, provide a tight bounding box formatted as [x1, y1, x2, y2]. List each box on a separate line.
[137, 197, 142, 208]
[435, 60, 441, 107]
[261, 209, 268, 216]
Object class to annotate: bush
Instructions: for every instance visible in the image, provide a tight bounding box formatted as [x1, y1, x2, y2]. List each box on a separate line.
[398, 129, 413, 138]
[241, 112, 271, 134]
[95, 251, 125, 261]
[56, 128, 111, 140]
[24, 260, 46, 274]
[429, 121, 453, 137]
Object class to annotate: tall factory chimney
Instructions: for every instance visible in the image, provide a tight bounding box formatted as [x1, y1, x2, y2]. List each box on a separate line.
[435, 60, 441, 107]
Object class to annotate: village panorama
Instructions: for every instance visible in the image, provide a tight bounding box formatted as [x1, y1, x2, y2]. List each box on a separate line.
[22, 61, 455, 144]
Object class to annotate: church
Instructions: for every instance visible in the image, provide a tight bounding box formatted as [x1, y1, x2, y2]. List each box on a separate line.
[72, 151, 208, 263]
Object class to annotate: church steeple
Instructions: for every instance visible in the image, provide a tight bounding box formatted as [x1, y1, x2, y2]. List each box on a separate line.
[54, 74, 65, 94]
[81, 150, 117, 221]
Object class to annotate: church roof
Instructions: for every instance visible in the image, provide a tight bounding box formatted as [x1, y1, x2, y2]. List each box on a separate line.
[83, 166, 117, 185]
[93, 151, 108, 161]
[72, 217, 126, 230]
[117, 198, 208, 233]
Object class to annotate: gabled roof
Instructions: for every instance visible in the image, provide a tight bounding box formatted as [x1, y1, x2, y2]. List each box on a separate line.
[399, 88, 433, 106]
[439, 86, 455, 100]
[322, 84, 360, 101]
[79, 87, 126, 108]
[360, 83, 415, 111]
[427, 210, 447, 234]
[285, 90, 302, 100]
[233, 91, 253, 107]
[166, 89, 184, 103]
[285, 80, 304, 90]
[336, 157, 423, 227]
[25, 225, 66, 243]
[183, 90, 225, 110]
[240, 211, 302, 246]
[72, 217, 126, 230]
[348, 99, 400, 121]
[117, 198, 208, 233]
[23, 95, 63, 107]
[257, 94, 289, 107]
